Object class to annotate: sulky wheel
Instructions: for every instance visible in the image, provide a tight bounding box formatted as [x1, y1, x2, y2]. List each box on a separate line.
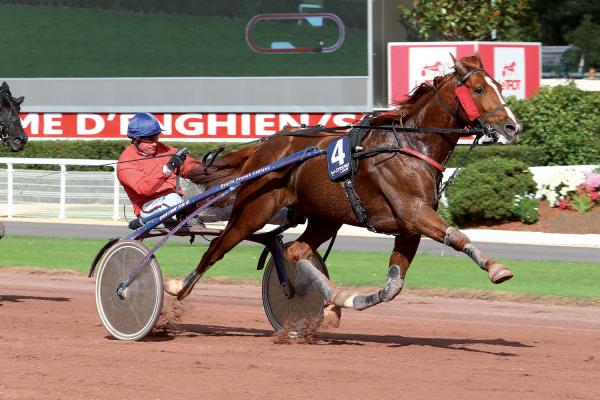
[262, 244, 329, 331]
[95, 239, 163, 341]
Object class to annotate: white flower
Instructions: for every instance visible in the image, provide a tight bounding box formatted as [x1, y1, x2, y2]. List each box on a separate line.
[537, 169, 585, 207]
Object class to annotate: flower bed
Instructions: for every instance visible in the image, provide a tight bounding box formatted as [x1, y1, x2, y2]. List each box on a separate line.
[537, 167, 600, 214]
[492, 167, 600, 233]
[478, 201, 600, 234]
[444, 164, 600, 233]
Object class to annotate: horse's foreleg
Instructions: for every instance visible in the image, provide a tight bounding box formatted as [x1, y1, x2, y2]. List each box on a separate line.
[384, 233, 422, 299]
[288, 234, 421, 311]
[414, 204, 513, 283]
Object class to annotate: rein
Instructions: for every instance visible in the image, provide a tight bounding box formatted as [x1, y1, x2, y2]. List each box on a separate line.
[32, 152, 180, 179]
[273, 124, 484, 137]
[352, 145, 446, 171]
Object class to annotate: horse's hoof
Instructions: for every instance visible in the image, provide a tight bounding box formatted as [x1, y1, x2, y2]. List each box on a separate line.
[488, 264, 513, 284]
[321, 305, 342, 328]
[164, 279, 183, 297]
[176, 288, 191, 301]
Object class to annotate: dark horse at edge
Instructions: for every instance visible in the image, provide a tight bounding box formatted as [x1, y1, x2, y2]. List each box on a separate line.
[0, 81, 28, 239]
[166, 54, 522, 322]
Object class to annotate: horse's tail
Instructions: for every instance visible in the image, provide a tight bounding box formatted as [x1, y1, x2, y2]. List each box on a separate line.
[187, 144, 257, 188]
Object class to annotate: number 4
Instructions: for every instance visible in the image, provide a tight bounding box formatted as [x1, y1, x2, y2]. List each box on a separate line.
[331, 139, 346, 166]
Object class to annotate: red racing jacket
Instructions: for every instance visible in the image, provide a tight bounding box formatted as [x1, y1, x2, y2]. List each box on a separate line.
[117, 142, 200, 216]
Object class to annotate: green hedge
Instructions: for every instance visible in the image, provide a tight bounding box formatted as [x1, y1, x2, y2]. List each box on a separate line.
[507, 84, 600, 165]
[445, 157, 537, 226]
[446, 144, 546, 168]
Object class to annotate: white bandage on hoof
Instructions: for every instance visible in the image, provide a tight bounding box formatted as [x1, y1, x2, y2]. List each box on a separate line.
[164, 279, 183, 296]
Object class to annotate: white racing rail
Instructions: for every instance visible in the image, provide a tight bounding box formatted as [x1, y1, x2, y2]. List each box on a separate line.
[0, 157, 130, 220]
[1, 157, 596, 221]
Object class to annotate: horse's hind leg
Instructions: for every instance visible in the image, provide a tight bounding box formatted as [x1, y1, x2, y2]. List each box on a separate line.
[286, 217, 343, 324]
[288, 220, 421, 311]
[294, 216, 342, 254]
[414, 204, 513, 283]
[164, 187, 287, 300]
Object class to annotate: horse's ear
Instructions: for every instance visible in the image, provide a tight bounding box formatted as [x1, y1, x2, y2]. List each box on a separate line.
[450, 53, 467, 76]
[0, 81, 8, 92]
[14, 96, 24, 105]
[473, 51, 484, 68]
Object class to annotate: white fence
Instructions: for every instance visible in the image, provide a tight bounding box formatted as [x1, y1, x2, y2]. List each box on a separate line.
[0, 158, 597, 221]
[0, 158, 132, 220]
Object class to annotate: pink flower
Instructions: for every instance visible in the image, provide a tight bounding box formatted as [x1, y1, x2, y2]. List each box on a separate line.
[557, 197, 572, 210]
[583, 172, 600, 192]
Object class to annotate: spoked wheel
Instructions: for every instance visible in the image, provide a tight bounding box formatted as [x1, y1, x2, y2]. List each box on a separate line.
[262, 245, 329, 331]
[95, 239, 163, 341]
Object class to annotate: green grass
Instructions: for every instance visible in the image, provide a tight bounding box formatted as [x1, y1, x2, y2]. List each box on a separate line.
[1, 4, 367, 77]
[1, 236, 599, 300]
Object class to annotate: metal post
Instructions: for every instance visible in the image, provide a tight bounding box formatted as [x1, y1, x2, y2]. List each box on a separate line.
[59, 164, 66, 218]
[113, 166, 119, 220]
[366, 0, 373, 110]
[7, 163, 13, 218]
[490, 0, 497, 40]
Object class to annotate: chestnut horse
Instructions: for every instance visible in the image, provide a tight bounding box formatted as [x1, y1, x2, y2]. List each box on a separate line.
[165, 54, 521, 317]
[0, 82, 28, 239]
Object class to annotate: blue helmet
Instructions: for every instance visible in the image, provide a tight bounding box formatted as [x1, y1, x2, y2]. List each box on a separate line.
[127, 112, 165, 140]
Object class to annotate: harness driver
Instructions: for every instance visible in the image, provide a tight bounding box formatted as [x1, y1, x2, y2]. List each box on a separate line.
[117, 112, 200, 226]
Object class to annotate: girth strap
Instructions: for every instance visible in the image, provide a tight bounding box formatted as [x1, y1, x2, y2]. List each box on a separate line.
[343, 179, 376, 232]
[341, 113, 378, 232]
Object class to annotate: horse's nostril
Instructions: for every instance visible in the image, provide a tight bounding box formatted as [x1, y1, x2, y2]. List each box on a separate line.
[504, 124, 517, 135]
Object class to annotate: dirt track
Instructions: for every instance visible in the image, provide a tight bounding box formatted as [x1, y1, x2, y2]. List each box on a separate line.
[1, 269, 599, 400]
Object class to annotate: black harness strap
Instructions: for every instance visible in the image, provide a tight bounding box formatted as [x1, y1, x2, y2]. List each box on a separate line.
[457, 68, 484, 85]
[341, 114, 378, 232]
[343, 179, 375, 230]
[274, 124, 482, 137]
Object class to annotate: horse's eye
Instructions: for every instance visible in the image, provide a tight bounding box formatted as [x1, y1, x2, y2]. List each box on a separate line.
[474, 87, 484, 95]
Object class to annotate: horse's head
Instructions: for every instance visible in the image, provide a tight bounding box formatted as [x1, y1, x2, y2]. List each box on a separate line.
[450, 53, 521, 144]
[0, 81, 28, 152]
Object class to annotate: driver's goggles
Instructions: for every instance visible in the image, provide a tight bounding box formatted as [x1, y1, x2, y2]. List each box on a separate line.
[140, 134, 160, 143]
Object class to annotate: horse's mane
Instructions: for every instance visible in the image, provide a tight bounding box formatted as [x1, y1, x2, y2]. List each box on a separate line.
[392, 55, 482, 118]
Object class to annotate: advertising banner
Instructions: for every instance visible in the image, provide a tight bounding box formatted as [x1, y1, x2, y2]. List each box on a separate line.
[18, 112, 364, 141]
[477, 43, 540, 100]
[388, 42, 477, 104]
[388, 41, 541, 103]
